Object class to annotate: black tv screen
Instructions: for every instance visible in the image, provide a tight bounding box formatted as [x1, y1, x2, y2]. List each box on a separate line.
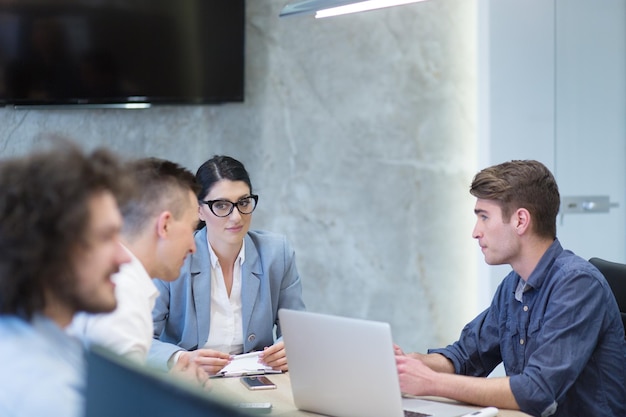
[0, 1, 244, 107]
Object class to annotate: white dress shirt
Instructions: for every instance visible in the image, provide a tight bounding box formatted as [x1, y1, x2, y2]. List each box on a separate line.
[68, 245, 159, 363]
[203, 240, 245, 355]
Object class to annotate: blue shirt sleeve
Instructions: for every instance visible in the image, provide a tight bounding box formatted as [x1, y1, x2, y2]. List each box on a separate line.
[508, 271, 607, 416]
[428, 284, 506, 377]
[429, 249, 626, 417]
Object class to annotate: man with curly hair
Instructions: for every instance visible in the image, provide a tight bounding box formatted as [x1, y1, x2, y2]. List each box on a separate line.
[0, 141, 133, 417]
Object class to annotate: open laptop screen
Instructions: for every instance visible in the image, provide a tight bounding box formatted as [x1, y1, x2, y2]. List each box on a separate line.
[279, 309, 480, 417]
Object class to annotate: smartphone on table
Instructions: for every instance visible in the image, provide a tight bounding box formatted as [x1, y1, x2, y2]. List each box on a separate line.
[240, 375, 276, 390]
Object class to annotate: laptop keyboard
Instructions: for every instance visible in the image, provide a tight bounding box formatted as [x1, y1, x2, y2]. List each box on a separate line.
[404, 411, 431, 417]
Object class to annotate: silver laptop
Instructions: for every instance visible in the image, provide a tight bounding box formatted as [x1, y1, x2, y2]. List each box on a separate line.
[279, 309, 481, 417]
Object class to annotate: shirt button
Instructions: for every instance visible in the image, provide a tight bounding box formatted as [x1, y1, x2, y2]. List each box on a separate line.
[523, 305, 529, 312]
[248, 334, 256, 342]
[520, 339, 525, 345]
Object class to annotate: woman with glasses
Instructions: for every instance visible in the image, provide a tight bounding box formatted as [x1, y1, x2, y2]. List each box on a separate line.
[149, 155, 305, 375]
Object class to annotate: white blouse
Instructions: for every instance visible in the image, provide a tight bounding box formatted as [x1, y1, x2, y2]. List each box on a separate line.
[203, 240, 245, 355]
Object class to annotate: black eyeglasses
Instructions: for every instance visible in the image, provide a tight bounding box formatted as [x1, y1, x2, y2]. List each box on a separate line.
[200, 195, 259, 218]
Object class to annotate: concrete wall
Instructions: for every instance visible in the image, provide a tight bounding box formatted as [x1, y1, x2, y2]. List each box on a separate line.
[0, 0, 478, 351]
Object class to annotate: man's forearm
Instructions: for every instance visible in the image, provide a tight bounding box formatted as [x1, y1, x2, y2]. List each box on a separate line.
[406, 353, 520, 409]
[431, 373, 520, 410]
[407, 352, 455, 374]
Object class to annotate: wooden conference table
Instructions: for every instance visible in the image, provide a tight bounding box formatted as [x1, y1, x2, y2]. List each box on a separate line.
[210, 373, 531, 417]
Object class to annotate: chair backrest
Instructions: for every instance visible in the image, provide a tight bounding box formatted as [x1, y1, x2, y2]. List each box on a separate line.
[588, 257, 626, 338]
[85, 346, 250, 417]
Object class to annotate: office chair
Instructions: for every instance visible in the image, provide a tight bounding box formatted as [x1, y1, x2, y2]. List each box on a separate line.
[588, 257, 626, 339]
[85, 347, 252, 417]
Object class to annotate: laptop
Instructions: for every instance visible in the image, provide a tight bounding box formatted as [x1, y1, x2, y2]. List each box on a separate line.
[279, 309, 482, 417]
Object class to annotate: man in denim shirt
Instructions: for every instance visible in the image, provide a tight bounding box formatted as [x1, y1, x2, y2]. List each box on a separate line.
[396, 160, 626, 417]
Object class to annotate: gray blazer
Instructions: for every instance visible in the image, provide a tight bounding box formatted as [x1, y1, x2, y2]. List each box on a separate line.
[148, 228, 305, 370]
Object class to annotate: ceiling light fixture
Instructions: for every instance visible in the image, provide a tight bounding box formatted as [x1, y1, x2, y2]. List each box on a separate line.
[280, 0, 428, 19]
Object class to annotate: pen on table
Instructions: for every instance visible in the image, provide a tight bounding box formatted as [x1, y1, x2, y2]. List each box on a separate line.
[460, 406, 499, 417]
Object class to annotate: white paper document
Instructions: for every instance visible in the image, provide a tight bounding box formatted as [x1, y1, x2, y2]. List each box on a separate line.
[216, 351, 282, 377]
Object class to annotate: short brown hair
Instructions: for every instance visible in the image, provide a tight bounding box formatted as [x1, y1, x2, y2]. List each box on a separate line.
[470, 160, 559, 239]
[0, 141, 133, 319]
[119, 157, 200, 237]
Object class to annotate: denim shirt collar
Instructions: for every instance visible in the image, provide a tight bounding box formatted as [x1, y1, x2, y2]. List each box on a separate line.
[524, 238, 562, 290]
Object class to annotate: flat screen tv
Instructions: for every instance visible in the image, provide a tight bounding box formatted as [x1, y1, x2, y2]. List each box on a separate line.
[0, 1, 244, 108]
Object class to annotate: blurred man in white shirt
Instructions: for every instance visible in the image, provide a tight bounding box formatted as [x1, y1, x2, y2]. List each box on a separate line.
[69, 158, 200, 365]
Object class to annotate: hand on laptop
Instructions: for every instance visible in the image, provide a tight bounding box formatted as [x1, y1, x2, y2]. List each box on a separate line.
[394, 344, 406, 356]
[394, 344, 425, 361]
[180, 349, 232, 375]
[258, 341, 288, 371]
[396, 354, 436, 396]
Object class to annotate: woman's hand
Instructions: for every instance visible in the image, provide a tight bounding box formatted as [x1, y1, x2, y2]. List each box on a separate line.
[170, 353, 211, 390]
[259, 341, 288, 371]
[181, 349, 232, 375]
